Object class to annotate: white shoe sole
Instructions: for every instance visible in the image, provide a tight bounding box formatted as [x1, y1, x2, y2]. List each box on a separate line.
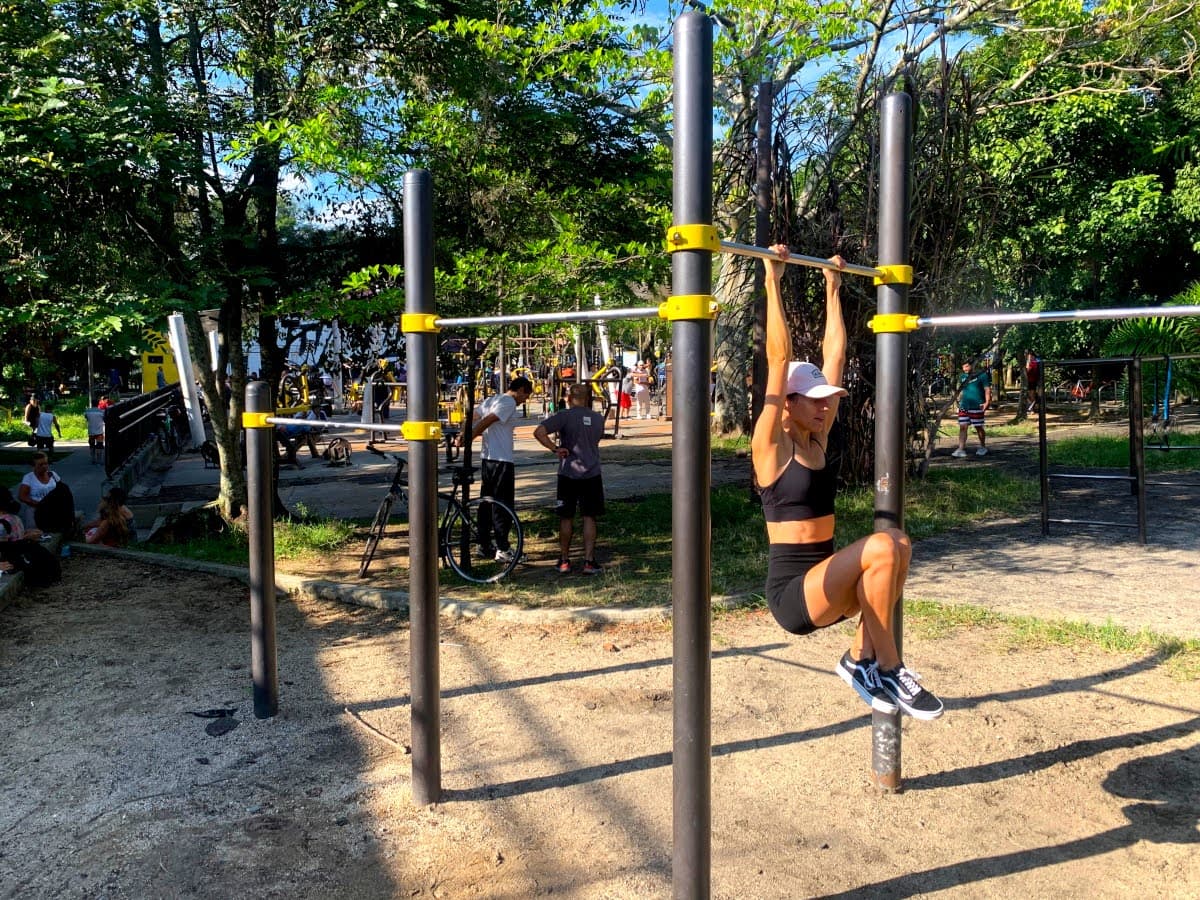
[837, 664, 899, 713]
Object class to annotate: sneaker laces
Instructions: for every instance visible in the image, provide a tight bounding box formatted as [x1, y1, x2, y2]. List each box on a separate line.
[894, 666, 924, 694]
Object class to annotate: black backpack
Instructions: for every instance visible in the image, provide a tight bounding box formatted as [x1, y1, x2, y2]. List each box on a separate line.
[0, 540, 62, 587]
[34, 481, 76, 535]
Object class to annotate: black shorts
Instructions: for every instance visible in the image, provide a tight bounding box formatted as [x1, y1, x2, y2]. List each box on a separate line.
[556, 474, 604, 519]
[88, 434, 105, 449]
[766, 540, 837, 636]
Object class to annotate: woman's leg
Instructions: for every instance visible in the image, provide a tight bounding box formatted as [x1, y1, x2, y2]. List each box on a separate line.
[802, 528, 910, 670]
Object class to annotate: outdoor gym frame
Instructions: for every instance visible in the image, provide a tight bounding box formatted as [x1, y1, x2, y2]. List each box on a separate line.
[237, 13, 911, 897]
[237, 11, 1200, 899]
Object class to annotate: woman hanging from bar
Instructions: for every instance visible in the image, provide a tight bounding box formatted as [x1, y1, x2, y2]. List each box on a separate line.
[752, 245, 943, 720]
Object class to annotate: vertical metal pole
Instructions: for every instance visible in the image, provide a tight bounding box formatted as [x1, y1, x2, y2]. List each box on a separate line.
[672, 12, 712, 898]
[750, 81, 773, 448]
[405, 169, 442, 806]
[871, 91, 912, 793]
[1039, 377, 1049, 536]
[1130, 358, 1146, 544]
[245, 381, 278, 719]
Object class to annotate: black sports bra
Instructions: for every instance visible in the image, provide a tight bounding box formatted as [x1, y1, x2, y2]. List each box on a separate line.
[759, 454, 840, 523]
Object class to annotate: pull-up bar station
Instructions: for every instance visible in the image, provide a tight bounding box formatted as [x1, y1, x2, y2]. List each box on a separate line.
[238, 11, 1200, 900]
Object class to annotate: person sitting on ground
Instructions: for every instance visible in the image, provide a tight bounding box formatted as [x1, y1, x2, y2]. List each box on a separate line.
[83, 493, 132, 547]
[752, 244, 942, 720]
[0, 487, 43, 543]
[104, 487, 135, 532]
[18, 451, 74, 533]
[275, 408, 321, 467]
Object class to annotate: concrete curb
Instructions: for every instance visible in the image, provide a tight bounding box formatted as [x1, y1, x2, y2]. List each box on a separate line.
[66, 543, 725, 624]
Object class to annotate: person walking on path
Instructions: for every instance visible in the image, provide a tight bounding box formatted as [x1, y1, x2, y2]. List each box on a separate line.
[459, 375, 534, 563]
[751, 244, 943, 720]
[953, 359, 992, 457]
[534, 383, 606, 575]
[23, 394, 40, 440]
[33, 404, 62, 451]
[84, 405, 106, 464]
[1025, 350, 1041, 413]
[631, 361, 652, 419]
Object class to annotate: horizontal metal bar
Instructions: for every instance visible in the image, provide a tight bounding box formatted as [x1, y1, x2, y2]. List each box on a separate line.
[1047, 473, 1135, 482]
[1047, 518, 1139, 528]
[437, 307, 661, 328]
[918, 305, 1200, 330]
[1145, 480, 1200, 487]
[1053, 353, 1200, 366]
[266, 417, 406, 434]
[718, 241, 882, 279]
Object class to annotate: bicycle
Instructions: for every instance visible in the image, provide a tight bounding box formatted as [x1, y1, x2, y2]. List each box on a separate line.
[156, 404, 186, 454]
[358, 444, 524, 584]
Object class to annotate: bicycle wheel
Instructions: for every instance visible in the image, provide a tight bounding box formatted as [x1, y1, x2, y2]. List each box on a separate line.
[359, 494, 395, 578]
[442, 497, 523, 584]
[157, 422, 174, 455]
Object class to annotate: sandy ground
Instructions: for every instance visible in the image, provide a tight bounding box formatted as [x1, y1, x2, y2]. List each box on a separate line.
[0, 555, 1197, 899]
[1, 410, 1198, 898]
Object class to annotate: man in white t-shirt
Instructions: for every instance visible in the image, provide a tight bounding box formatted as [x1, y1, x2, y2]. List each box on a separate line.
[459, 375, 533, 561]
[84, 407, 106, 464]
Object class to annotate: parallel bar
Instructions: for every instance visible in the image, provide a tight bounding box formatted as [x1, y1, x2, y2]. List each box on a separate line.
[1047, 473, 1136, 482]
[1055, 353, 1200, 367]
[406, 169, 442, 807]
[1131, 358, 1147, 544]
[918, 306, 1200, 330]
[672, 12, 712, 898]
[437, 307, 660, 329]
[266, 416, 405, 434]
[1048, 518, 1140, 529]
[245, 381, 279, 720]
[719, 240, 882, 279]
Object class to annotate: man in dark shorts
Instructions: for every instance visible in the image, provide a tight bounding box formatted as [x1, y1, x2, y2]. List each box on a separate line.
[534, 383, 606, 575]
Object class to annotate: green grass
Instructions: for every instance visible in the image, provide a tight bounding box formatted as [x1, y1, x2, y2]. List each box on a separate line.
[903, 599, 1200, 680]
[1051, 432, 1200, 471]
[0, 395, 89, 442]
[461, 466, 1038, 609]
[146, 510, 355, 567]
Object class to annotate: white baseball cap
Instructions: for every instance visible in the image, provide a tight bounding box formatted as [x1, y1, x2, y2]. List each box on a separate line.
[786, 361, 848, 399]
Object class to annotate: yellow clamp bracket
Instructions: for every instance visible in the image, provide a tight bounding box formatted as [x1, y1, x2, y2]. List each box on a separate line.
[401, 313, 441, 333]
[867, 314, 920, 334]
[664, 224, 720, 254]
[402, 421, 443, 442]
[659, 294, 718, 321]
[241, 412, 273, 429]
[873, 264, 913, 286]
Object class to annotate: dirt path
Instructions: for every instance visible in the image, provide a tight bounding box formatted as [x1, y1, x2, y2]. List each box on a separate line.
[1, 557, 1197, 898]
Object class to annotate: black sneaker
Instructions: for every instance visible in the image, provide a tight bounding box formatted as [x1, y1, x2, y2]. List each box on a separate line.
[836, 651, 898, 714]
[876, 665, 944, 720]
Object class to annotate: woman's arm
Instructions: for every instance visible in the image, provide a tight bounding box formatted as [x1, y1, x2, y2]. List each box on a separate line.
[819, 257, 847, 435]
[751, 244, 794, 487]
